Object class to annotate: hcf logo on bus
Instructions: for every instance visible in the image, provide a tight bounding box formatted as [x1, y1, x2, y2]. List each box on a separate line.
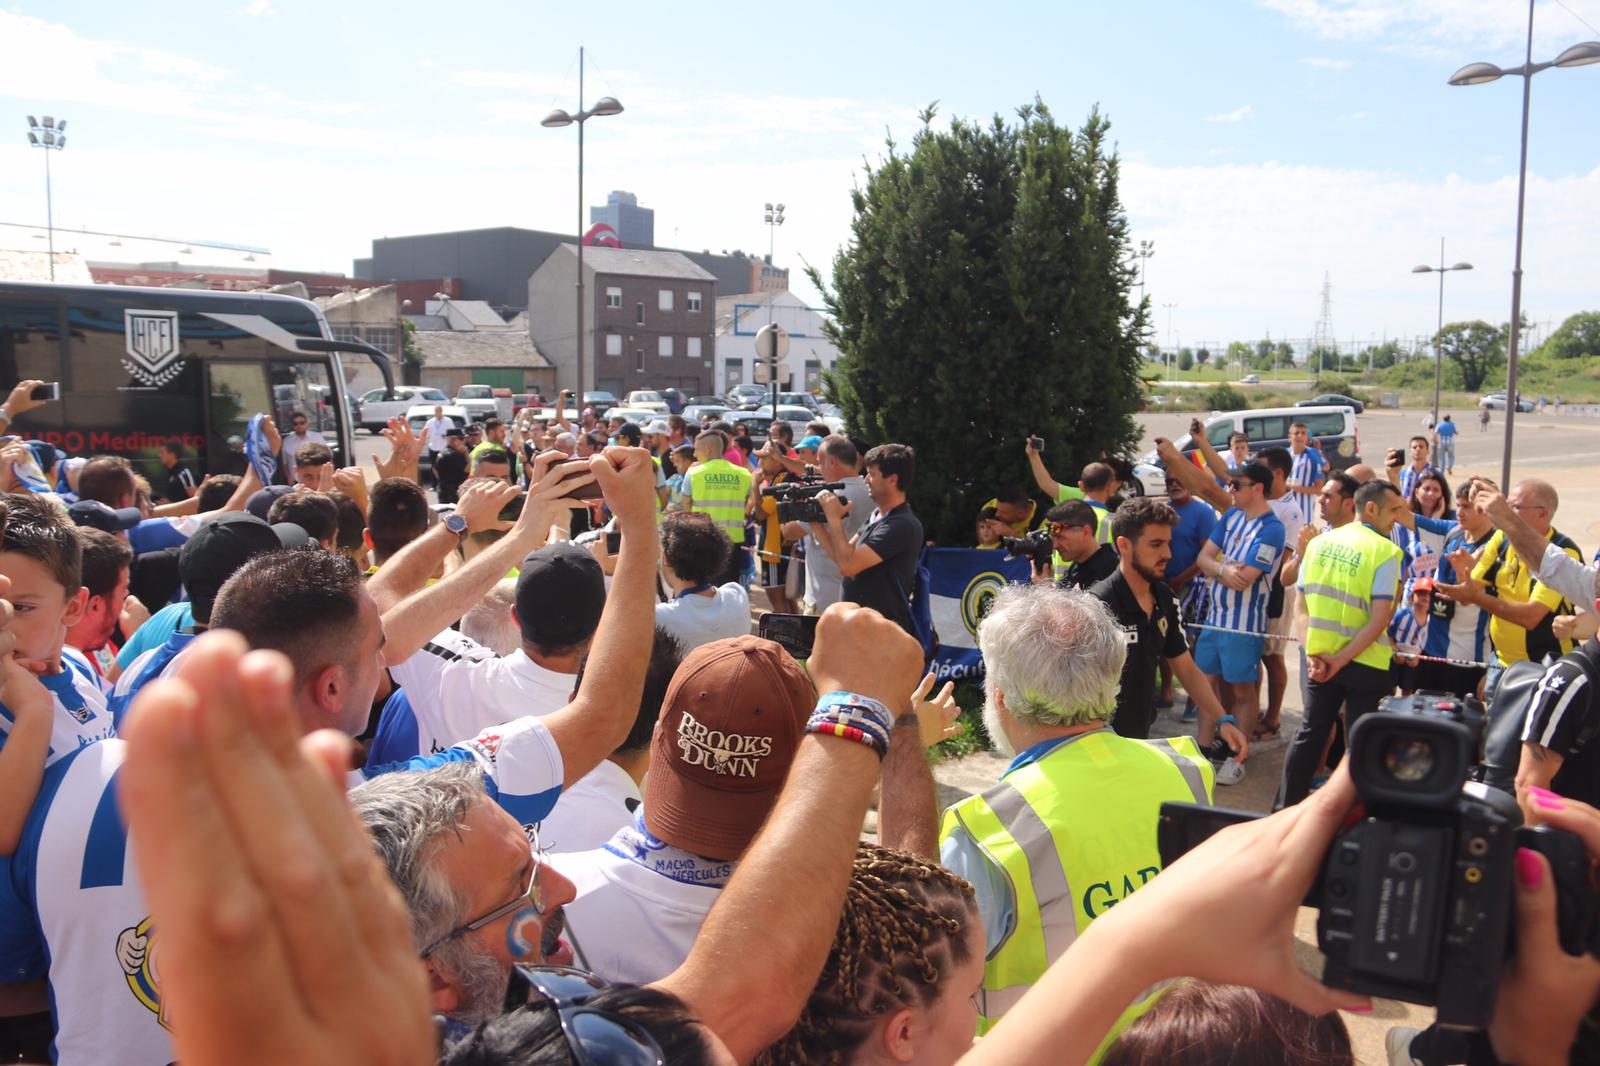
[123, 310, 183, 386]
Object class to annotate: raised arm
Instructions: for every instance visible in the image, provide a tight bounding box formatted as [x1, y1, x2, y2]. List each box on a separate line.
[1157, 437, 1230, 512]
[876, 673, 957, 859]
[366, 479, 517, 615]
[1024, 439, 1064, 499]
[655, 604, 926, 1063]
[1188, 418, 1231, 483]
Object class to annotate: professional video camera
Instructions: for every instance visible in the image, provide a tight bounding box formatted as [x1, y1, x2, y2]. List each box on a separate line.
[1161, 693, 1600, 1030]
[1001, 528, 1054, 569]
[761, 478, 847, 524]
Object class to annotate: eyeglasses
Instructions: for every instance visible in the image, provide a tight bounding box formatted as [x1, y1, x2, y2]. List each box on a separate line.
[505, 965, 666, 1066]
[1048, 522, 1086, 536]
[421, 824, 544, 959]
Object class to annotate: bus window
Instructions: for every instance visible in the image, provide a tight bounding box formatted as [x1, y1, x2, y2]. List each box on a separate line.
[208, 363, 272, 474]
[269, 359, 343, 463]
[0, 302, 62, 385]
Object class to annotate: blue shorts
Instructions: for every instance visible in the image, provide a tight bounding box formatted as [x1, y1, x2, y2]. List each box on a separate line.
[1194, 628, 1265, 684]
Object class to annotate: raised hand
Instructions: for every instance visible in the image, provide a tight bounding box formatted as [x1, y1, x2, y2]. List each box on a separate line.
[909, 672, 963, 748]
[374, 417, 424, 483]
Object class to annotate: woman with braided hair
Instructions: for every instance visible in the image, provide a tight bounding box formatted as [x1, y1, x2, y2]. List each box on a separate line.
[755, 844, 984, 1066]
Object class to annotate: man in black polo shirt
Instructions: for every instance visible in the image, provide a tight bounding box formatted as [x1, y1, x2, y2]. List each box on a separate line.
[813, 442, 923, 636]
[1516, 636, 1600, 817]
[1045, 499, 1119, 590]
[1089, 498, 1249, 765]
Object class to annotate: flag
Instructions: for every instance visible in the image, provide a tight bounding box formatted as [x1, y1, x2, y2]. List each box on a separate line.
[923, 548, 1030, 682]
[245, 413, 277, 486]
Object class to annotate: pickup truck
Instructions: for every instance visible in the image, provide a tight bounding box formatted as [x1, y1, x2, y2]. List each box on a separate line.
[453, 384, 500, 423]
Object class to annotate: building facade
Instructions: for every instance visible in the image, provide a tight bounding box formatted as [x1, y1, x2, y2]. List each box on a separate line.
[590, 190, 654, 249]
[714, 291, 840, 394]
[528, 246, 716, 399]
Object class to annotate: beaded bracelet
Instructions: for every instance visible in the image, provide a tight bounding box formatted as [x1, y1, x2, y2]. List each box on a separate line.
[806, 691, 896, 759]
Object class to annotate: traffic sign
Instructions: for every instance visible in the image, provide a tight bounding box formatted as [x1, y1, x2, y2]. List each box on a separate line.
[755, 323, 790, 363]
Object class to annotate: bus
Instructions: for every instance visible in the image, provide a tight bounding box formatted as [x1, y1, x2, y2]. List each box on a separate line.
[0, 282, 395, 487]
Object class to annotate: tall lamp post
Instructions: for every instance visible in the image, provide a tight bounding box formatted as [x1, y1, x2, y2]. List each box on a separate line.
[1448, 10, 1600, 491]
[763, 202, 785, 412]
[1163, 302, 1177, 379]
[1411, 241, 1472, 465]
[1135, 239, 1154, 310]
[24, 115, 67, 282]
[542, 48, 623, 411]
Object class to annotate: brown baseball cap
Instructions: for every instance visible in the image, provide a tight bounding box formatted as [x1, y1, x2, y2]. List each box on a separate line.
[643, 635, 815, 860]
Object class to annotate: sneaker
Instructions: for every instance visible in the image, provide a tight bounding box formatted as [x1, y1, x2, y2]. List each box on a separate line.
[1384, 1026, 1423, 1066]
[1181, 701, 1198, 723]
[1215, 757, 1245, 786]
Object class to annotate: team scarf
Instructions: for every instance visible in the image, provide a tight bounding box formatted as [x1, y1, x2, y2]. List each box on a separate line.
[602, 810, 736, 889]
[244, 413, 278, 486]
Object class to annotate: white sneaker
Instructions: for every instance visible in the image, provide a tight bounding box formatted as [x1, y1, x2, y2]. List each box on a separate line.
[1384, 1026, 1422, 1066]
[1215, 757, 1245, 786]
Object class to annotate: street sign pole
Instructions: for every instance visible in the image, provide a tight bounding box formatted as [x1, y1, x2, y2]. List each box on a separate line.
[755, 323, 790, 435]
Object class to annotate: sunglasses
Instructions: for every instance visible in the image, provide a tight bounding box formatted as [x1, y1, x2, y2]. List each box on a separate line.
[1228, 480, 1259, 492]
[505, 965, 666, 1066]
[1048, 522, 1087, 536]
[421, 824, 544, 959]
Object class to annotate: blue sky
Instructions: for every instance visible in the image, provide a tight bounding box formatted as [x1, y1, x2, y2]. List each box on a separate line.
[2, 0, 1597, 352]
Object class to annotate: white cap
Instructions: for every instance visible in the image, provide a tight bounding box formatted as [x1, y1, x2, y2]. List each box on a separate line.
[644, 419, 672, 435]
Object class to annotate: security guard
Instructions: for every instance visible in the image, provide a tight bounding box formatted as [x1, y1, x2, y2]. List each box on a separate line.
[939, 582, 1214, 1033]
[1274, 478, 1405, 808]
[683, 429, 753, 585]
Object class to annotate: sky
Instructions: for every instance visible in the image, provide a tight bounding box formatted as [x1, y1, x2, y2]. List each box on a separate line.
[2, 0, 1598, 353]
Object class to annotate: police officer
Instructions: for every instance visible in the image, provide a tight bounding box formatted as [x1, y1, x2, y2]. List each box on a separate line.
[939, 583, 1214, 1033]
[1274, 479, 1406, 809]
[682, 429, 753, 586]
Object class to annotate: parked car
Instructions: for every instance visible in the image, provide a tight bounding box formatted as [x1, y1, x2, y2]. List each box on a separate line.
[453, 384, 499, 422]
[603, 407, 660, 427]
[1240, 374, 1261, 385]
[582, 391, 618, 416]
[1297, 393, 1366, 414]
[1131, 404, 1361, 497]
[776, 391, 821, 414]
[816, 403, 847, 435]
[733, 413, 775, 445]
[750, 404, 816, 441]
[1479, 391, 1534, 412]
[623, 389, 672, 415]
[683, 403, 731, 424]
[725, 384, 769, 409]
[511, 393, 539, 415]
[356, 385, 452, 433]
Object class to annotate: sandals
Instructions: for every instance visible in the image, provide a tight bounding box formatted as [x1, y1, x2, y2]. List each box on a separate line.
[1253, 720, 1281, 740]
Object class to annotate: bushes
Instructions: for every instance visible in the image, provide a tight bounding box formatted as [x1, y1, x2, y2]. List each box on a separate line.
[1203, 384, 1248, 411]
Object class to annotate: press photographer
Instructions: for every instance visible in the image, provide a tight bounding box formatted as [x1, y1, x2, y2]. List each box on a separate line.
[1039, 499, 1119, 589]
[782, 436, 872, 613]
[809, 443, 922, 636]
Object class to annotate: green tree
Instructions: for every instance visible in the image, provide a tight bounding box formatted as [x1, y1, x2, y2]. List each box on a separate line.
[1436, 320, 1506, 392]
[1362, 341, 1401, 370]
[1534, 311, 1600, 360]
[815, 100, 1147, 543]
[1195, 346, 1212, 369]
[1178, 348, 1194, 372]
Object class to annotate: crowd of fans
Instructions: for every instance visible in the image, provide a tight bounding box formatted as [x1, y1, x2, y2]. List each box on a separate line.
[0, 374, 1594, 1066]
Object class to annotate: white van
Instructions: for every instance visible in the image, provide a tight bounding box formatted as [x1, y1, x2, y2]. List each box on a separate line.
[1132, 404, 1360, 497]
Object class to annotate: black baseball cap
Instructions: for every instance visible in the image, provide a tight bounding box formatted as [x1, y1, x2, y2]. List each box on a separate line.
[68, 500, 142, 533]
[1229, 462, 1274, 489]
[444, 427, 465, 439]
[514, 542, 606, 648]
[180, 513, 307, 621]
[245, 485, 296, 522]
[616, 422, 643, 446]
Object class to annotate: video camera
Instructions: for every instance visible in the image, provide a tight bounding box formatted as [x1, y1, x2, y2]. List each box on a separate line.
[1001, 528, 1054, 569]
[761, 478, 847, 524]
[1161, 693, 1600, 1029]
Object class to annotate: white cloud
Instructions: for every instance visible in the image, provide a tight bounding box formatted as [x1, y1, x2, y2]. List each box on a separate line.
[1206, 105, 1254, 123]
[1302, 56, 1354, 70]
[1260, 0, 1589, 58]
[241, 0, 274, 16]
[1340, 110, 1368, 120]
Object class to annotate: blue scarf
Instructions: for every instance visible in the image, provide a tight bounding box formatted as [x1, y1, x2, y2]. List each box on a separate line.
[244, 413, 278, 486]
[602, 811, 735, 888]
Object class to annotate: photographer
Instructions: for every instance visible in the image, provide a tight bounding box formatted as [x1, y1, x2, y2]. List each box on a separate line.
[782, 436, 871, 613]
[810, 443, 922, 637]
[1044, 499, 1119, 589]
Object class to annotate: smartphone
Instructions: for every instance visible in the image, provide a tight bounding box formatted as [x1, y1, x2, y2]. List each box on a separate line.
[605, 529, 622, 554]
[556, 461, 605, 500]
[498, 494, 525, 522]
[1028, 435, 1045, 452]
[757, 613, 820, 660]
[1157, 802, 1262, 869]
[30, 383, 59, 402]
[1386, 447, 1404, 466]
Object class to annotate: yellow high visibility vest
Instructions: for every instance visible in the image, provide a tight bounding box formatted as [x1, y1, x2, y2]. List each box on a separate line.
[1300, 522, 1402, 671]
[939, 729, 1213, 1032]
[687, 458, 753, 545]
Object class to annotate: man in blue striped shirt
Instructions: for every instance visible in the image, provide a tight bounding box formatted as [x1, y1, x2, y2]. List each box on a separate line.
[1193, 463, 1286, 784]
[1287, 422, 1326, 528]
[1393, 436, 1437, 500]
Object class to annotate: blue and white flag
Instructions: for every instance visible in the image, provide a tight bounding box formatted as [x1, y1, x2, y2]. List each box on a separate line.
[924, 548, 1030, 682]
[244, 413, 277, 486]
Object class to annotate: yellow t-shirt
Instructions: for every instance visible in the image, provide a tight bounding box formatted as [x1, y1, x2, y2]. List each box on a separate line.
[1472, 527, 1583, 666]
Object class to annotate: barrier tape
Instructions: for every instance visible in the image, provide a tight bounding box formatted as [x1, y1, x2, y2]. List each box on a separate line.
[1183, 621, 1492, 670]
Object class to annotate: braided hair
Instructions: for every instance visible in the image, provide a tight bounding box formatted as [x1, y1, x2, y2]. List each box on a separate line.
[755, 844, 978, 1066]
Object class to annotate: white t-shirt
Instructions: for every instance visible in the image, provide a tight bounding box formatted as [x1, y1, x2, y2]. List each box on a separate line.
[804, 476, 874, 610]
[653, 584, 751, 652]
[1267, 494, 1305, 578]
[542, 760, 640, 856]
[281, 429, 328, 475]
[422, 416, 456, 452]
[558, 838, 723, 985]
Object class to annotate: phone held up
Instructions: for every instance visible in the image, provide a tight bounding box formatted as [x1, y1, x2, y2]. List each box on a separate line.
[1028, 435, 1045, 452]
[757, 613, 819, 660]
[31, 383, 59, 402]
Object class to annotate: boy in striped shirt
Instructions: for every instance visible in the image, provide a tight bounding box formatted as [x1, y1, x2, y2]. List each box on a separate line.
[1193, 463, 1286, 783]
[1287, 422, 1327, 528]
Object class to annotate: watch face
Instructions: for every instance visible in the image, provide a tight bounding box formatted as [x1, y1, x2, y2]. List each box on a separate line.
[446, 514, 467, 534]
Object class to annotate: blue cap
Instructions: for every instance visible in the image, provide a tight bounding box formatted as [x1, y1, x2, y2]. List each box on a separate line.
[798, 435, 824, 452]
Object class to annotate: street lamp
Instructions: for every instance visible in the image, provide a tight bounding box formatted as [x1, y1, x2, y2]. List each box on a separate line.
[542, 47, 623, 410]
[1411, 241, 1472, 464]
[1449, 7, 1600, 491]
[24, 115, 67, 282]
[1135, 240, 1154, 312]
[762, 202, 785, 409]
[1163, 302, 1177, 379]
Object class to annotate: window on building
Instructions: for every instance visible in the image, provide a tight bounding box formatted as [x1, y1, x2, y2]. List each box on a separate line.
[805, 359, 823, 392]
[658, 289, 674, 312]
[331, 326, 360, 344]
[363, 326, 397, 355]
[659, 335, 673, 357]
[687, 336, 702, 359]
[634, 349, 645, 373]
[635, 302, 645, 325]
[724, 359, 744, 387]
[606, 287, 622, 309]
[687, 292, 702, 312]
[606, 333, 622, 356]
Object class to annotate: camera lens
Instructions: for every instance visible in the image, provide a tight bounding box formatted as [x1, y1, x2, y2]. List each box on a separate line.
[1381, 736, 1436, 782]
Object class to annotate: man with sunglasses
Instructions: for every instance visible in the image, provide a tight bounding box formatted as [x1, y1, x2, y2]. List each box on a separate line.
[279, 411, 326, 487]
[1044, 499, 1118, 590]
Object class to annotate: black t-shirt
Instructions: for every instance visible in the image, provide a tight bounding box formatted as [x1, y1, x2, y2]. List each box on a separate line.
[163, 464, 196, 503]
[842, 503, 923, 636]
[1523, 639, 1600, 810]
[1057, 543, 1119, 591]
[434, 449, 469, 504]
[1090, 568, 1188, 739]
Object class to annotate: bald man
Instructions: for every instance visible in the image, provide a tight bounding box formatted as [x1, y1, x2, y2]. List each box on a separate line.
[1345, 463, 1378, 484]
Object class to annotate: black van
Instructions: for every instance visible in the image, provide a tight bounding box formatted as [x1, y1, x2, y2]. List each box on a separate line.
[0, 282, 394, 486]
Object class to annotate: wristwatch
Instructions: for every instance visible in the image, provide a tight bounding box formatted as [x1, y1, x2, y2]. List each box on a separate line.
[444, 512, 469, 542]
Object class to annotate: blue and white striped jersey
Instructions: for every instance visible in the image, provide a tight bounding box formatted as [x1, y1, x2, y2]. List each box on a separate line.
[1399, 462, 1438, 501]
[0, 662, 114, 767]
[1288, 446, 1327, 528]
[109, 631, 198, 729]
[1204, 508, 1286, 635]
[1425, 528, 1494, 666]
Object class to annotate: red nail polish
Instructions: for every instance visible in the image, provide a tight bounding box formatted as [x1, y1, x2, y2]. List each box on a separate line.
[1516, 847, 1545, 888]
[1347, 1005, 1373, 1014]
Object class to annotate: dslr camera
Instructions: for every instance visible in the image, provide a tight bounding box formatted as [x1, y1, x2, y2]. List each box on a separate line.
[761, 478, 846, 524]
[1162, 693, 1599, 1029]
[1001, 528, 1054, 569]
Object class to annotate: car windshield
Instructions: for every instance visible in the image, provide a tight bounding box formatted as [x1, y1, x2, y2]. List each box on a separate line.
[457, 386, 491, 399]
[420, 389, 449, 401]
[629, 391, 663, 401]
